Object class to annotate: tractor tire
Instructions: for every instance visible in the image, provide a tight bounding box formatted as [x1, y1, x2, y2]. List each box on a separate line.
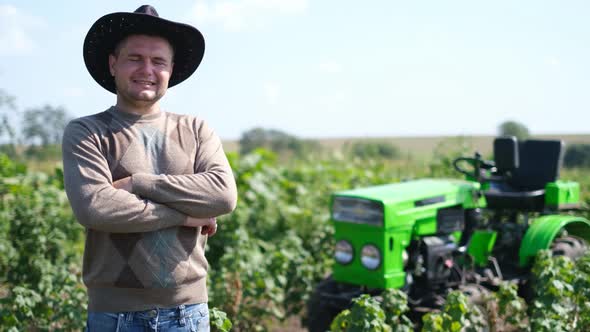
[306, 278, 348, 332]
[520, 235, 589, 302]
[459, 283, 490, 307]
[550, 235, 588, 260]
[458, 284, 491, 332]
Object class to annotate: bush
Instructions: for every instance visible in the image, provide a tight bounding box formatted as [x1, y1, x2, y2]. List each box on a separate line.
[330, 294, 391, 332]
[239, 127, 320, 157]
[429, 136, 474, 177]
[564, 144, 590, 168]
[0, 155, 87, 330]
[347, 141, 400, 160]
[421, 291, 487, 332]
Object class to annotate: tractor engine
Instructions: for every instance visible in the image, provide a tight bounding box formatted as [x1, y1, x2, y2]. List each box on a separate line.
[409, 207, 465, 288]
[412, 235, 458, 286]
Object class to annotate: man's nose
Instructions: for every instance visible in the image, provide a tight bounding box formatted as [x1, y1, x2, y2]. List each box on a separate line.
[138, 59, 155, 72]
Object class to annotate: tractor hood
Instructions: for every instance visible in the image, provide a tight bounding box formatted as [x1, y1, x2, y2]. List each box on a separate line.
[334, 178, 480, 206]
[332, 179, 482, 229]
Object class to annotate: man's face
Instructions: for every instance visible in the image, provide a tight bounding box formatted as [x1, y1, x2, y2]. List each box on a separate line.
[109, 35, 174, 108]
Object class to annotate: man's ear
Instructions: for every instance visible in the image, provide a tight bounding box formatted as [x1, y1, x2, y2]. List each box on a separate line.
[108, 54, 116, 77]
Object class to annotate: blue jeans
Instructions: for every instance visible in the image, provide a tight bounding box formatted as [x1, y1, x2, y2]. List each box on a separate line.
[86, 303, 209, 332]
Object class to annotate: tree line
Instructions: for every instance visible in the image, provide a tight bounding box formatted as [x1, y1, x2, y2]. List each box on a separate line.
[0, 89, 70, 160]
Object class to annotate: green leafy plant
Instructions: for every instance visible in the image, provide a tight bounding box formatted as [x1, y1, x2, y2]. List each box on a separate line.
[487, 282, 529, 332]
[210, 307, 233, 332]
[328, 290, 414, 332]
[330, 294, 391, 332]
[379, 289, 414, 332]
[0, 155, 86, 330]
[572, 253, 590, 331]
[421, 291, 486, 332]
[530, 250, 576, 332]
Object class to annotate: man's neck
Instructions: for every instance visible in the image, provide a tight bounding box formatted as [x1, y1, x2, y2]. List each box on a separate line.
[115, 98, 161, 116]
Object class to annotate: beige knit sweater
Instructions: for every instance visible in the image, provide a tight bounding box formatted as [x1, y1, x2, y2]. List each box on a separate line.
[62, 106, 237, 312]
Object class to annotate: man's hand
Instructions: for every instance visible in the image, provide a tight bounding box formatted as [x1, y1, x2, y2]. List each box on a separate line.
[113, 176, 133, 192]
[184, 216, 218, 237]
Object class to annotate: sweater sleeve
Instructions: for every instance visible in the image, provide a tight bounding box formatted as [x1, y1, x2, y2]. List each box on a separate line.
[131, 119, 237, 218]
[62, 120, 187, 233]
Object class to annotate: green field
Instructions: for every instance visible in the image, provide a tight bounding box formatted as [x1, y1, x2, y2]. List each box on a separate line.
[3, 135, 590, 331]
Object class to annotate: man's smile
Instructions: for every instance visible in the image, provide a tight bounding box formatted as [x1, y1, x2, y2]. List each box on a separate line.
[132, 79, 156, 87]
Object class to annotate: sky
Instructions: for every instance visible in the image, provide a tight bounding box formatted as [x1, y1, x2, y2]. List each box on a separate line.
[1, 0, 589, 140]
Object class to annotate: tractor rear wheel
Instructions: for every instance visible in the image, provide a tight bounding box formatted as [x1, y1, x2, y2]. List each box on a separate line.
[550, 235, 588, 260]
[306, 277, 350, 332]
[459, 283, 490, 307]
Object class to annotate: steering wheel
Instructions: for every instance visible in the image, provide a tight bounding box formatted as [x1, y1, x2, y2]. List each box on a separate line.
[452, 155, 496, 178]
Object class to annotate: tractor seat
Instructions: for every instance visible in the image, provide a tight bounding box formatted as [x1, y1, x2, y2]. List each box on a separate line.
[484, 185, 546, 211]
[484, 138, 564, 211]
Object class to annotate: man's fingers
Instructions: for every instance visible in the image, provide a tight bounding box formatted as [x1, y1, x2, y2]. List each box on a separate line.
[186, 216, 217, 236]
[201, 221, 217, 236]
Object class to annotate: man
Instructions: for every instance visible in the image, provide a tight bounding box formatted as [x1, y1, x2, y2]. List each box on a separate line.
[62, 5, 237, 331]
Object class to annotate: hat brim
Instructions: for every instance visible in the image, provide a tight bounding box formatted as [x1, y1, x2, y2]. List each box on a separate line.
[83, 12, 205, 94]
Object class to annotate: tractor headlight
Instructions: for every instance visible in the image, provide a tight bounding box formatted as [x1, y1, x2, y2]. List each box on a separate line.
[335, 240, 354, 264]
[332, 197, 383, 226]
[361, 244, 381, 270]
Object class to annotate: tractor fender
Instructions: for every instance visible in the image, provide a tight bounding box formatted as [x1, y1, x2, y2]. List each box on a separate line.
[519, 215, 590, 267]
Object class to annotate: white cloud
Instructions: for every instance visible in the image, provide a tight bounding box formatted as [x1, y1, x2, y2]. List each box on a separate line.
[263, 82, 280, 105]
[188, 0, 309, 31]
[318, 61, 342, 74]
[0, 5, 44, 56]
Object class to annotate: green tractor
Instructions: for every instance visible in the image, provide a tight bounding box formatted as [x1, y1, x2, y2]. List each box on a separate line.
[307, 137, 590, 331]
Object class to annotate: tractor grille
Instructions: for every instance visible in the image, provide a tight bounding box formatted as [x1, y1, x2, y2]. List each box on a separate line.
[332, 197, 383, 226]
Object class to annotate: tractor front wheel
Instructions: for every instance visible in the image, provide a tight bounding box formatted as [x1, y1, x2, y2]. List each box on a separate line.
[459, 283, 491, 330]
[550, 235, 588, 260]
[306, 277, 351, 332]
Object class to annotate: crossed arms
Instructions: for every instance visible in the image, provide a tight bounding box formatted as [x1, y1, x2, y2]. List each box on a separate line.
[62, 118, 237, 234]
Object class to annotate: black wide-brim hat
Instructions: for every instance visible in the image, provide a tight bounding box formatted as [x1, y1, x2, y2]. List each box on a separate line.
[83, 5, 205, 94]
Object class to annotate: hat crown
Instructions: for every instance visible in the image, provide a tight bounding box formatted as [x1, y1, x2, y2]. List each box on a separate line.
[134, 5, 159, 17]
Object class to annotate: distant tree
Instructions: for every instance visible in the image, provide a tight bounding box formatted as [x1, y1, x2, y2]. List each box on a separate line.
[239, 127, 319, 156]
[498, 121, 530, 140]
[564, 144, 590, 168]
[348, 141, 400, 160]
[0, 89, 16, 109]
[0, 89, 17, 142]
[0, 89, 19, 157]
[21, 105, 71, 146]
